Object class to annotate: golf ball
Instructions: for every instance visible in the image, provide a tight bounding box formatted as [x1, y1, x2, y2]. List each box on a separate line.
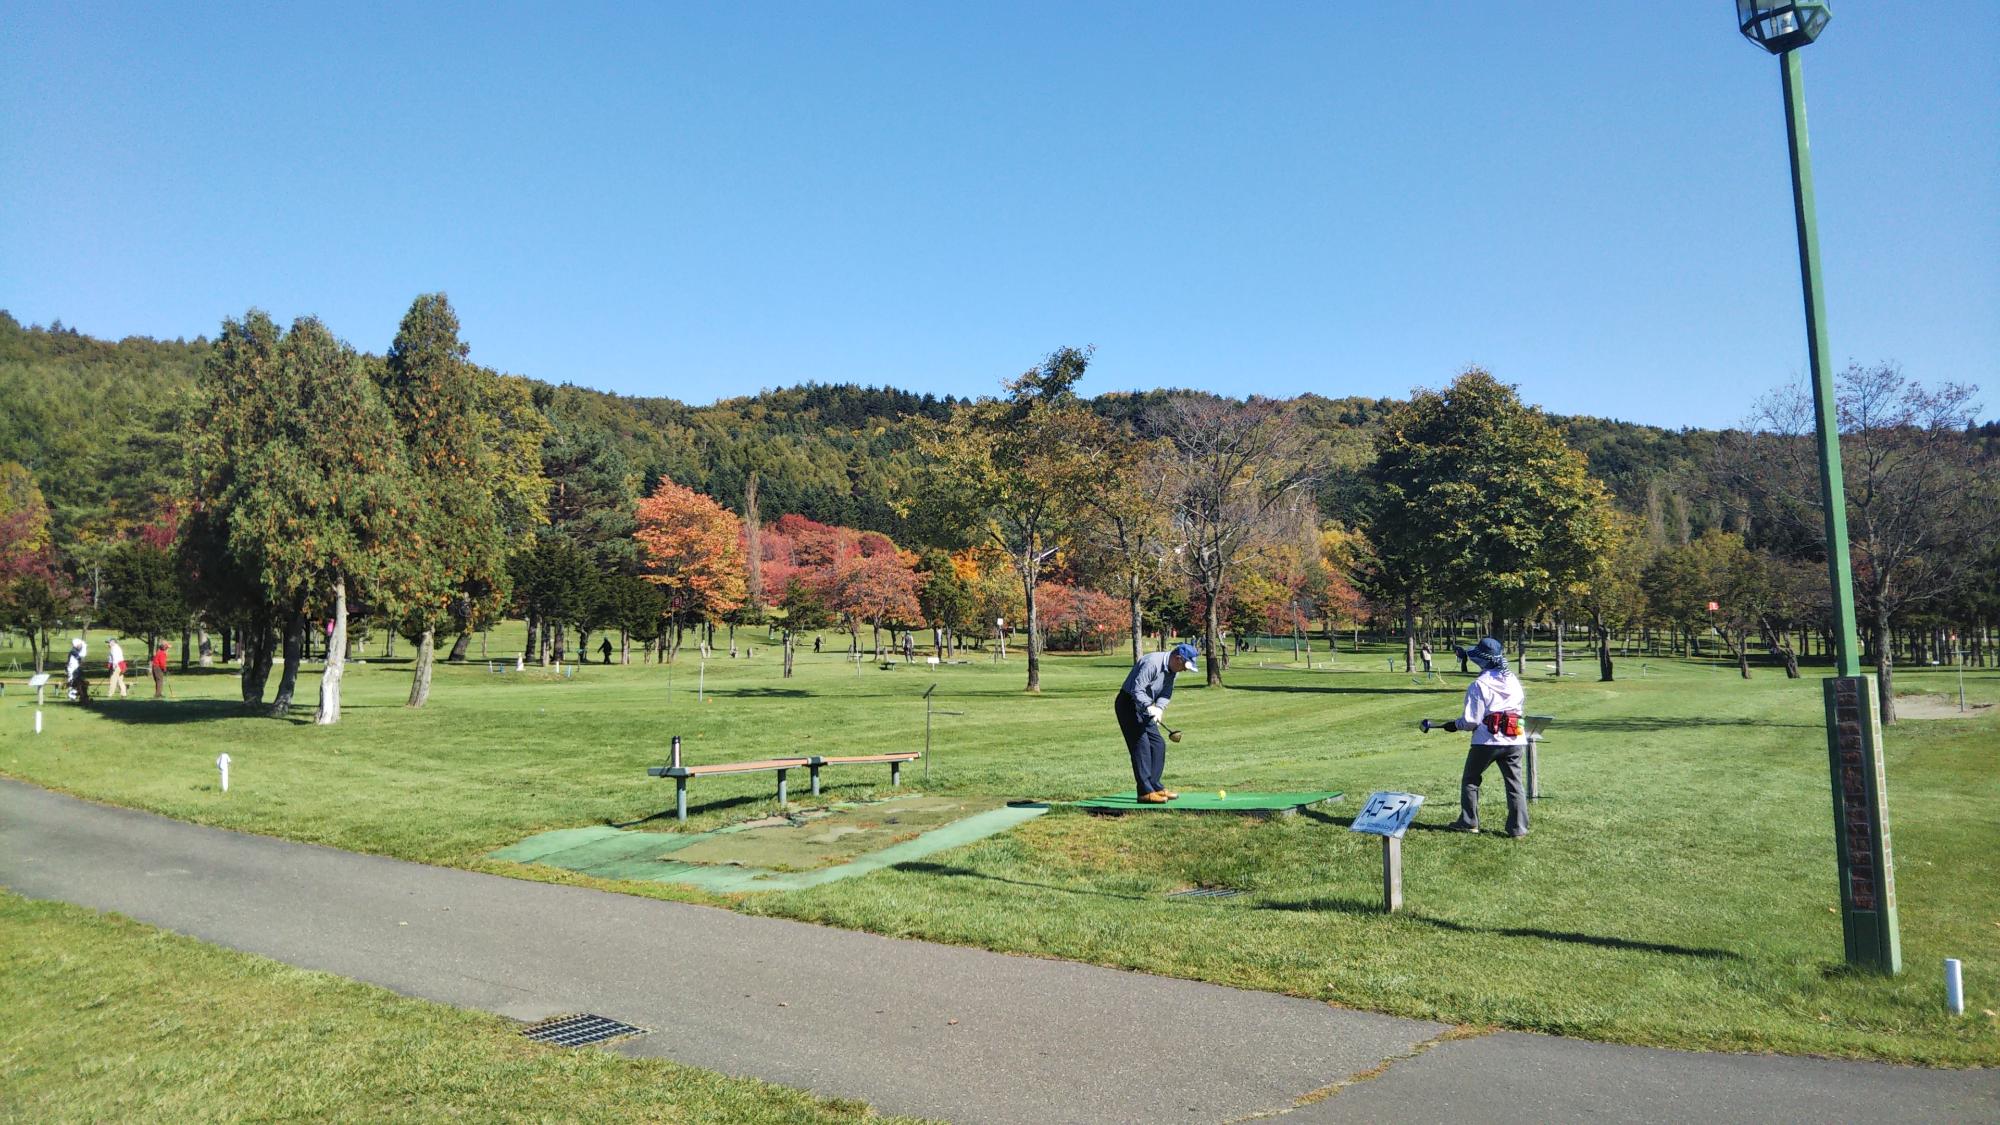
[1217, 790, 1227, 800]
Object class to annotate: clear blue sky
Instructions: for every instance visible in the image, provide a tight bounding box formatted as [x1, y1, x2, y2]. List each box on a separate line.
[3, 2, 1993, 428]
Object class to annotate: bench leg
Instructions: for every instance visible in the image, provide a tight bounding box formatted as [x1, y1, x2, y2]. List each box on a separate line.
[891, 761, 902, 787]
[778, 769, 789, 807]
[676, 778, 688, 823]
[811, 764, 821, 796]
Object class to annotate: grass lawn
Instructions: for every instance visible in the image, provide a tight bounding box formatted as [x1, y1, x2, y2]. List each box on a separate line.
[4, 628, 1997, 1066]
[0, 892, 918, 1122]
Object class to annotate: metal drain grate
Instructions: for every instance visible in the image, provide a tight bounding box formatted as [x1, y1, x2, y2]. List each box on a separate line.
[1167, 886, 1242, 899]
[521, 1013, 649, 1047]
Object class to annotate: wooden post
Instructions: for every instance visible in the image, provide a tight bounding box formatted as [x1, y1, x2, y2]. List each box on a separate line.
[1382, 836, 1403, 913]
[1526, 740, 1540, 800]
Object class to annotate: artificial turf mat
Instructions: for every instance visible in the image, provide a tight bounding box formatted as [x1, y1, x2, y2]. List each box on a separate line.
[1072, 790, 1343, 814]
[490, 796, 1049, 891]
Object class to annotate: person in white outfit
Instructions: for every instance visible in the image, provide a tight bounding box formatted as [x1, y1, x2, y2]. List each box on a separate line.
[106, 638, 129, 698]
[1422, 636, 1529, 837]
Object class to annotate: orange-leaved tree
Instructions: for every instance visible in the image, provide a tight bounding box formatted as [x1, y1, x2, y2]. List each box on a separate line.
[634, 478, 746, 659]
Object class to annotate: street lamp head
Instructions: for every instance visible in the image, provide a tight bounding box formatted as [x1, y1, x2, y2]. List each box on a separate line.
[1737, 1, 1830, 54]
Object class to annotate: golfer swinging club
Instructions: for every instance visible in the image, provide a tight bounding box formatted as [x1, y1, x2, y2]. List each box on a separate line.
[1116, 642, 1197, 803]
[1421, 636, 1529, 837]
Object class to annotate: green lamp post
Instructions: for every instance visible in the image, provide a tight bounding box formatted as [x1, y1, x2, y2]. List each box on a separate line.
[1736, 0, 1900, 975]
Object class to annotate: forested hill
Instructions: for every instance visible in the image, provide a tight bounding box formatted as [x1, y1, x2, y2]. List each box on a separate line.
[1, 311, 1712, 545]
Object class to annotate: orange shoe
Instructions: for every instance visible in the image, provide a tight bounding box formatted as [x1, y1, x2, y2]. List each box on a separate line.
[1160, 790, 1179, 800]
[1138, 791, 1172, 804]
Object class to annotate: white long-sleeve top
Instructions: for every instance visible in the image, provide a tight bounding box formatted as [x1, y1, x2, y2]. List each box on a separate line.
[1460, 668, 1527, 746]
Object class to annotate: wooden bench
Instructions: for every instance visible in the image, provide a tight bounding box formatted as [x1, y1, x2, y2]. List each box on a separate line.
[646, 748, 924, 822]
[802, 752, 921, 796]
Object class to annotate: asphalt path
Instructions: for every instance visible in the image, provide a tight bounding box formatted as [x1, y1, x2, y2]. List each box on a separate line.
[3, 778, 1994, 1123]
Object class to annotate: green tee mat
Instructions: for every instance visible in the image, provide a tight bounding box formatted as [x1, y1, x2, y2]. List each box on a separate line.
[1072, 791, 1343, 814]
[489, 796, 1048, 893]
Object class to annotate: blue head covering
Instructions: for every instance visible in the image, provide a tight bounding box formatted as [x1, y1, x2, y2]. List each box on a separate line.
[1456, 637, 1507, 673]
[1171, 642, 1199, 665]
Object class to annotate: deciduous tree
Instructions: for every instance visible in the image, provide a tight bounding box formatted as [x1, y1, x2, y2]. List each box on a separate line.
[634, 477, 746, 659]
[915, 347, 1117, 691]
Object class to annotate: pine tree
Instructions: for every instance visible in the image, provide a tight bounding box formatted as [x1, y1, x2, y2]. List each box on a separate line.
[377, 294, 506, 707]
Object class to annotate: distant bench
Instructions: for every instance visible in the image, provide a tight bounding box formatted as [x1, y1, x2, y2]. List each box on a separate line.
[647, 750, 923, 822]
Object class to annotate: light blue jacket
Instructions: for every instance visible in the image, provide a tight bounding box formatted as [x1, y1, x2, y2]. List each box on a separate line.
[1120, 651, 1179, 717]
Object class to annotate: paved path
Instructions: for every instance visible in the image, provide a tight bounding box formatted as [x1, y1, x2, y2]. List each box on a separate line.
[3, 779, 1994, 1123]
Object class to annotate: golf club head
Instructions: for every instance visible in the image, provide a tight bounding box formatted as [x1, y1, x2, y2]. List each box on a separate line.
[1167, 728, 1183, 743]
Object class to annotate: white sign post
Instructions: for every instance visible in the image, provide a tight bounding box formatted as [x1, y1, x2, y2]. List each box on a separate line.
[216, 752, 231, 793]
[28, 673, 49, 734]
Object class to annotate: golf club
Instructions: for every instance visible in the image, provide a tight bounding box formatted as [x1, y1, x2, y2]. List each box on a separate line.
[1165, 726, 1183, 743]
[1418, 718, 1456, 733]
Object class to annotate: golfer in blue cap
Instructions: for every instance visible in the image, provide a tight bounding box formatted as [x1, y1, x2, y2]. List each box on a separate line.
[1116, 643, 1198, 802]
[1422, 637, 1529, 836]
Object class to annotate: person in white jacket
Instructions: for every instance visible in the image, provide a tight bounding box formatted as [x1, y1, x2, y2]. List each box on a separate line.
[65, 638, 88, 702]
[1424, 637, 1529, 837]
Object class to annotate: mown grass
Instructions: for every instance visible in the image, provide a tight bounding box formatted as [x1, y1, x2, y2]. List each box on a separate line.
[0, 892, 921, 1122]
[3, 628, 1996, 1066]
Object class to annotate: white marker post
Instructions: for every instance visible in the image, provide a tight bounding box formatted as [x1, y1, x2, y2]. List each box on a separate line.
[28, 672, 49, 734]
[1945, 958, 1964, 1016]
[216, 752, 231, 793]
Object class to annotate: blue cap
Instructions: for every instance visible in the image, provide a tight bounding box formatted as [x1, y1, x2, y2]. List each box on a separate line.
[1456, 637, 1507, 672]
[1172, 643, 1200, 664]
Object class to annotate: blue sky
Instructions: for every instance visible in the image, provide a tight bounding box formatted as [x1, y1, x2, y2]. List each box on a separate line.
[3, 3, 1993, 428]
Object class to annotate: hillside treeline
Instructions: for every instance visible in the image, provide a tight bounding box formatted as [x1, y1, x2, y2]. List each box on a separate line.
[0, 310, 1715, 547]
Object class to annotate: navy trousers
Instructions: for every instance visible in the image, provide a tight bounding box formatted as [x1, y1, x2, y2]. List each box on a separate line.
[1114, 691, 1166, 798]
[1458, 743, 1529, 836]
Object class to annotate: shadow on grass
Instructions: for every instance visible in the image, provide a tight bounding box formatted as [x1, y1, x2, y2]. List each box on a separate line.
[88, 699, 310, 726]
[1255, 898, 1742, 960]
[1226, 684, 1433, 697]
[718, 687, 812, 699]
[889, 860, 1151, 901]
[608, 790, 781, 829]
[1560, 716, 1821, 733]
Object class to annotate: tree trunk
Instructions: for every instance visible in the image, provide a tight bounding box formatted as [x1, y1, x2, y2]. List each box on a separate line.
[407, 627, 436, 708]
[198, 629, 214, 667]
[783, 630, 795, 678]
[1403, 599, 1416, 673]
[1023, 565, 1042, 693]
[447, 630, 473, 662]
[1203, 588, 1223, 687]
[268, 603, 306, 718]
[316, 578, 347, 725]
[1874, 605, 1898, 724]
[1593, 614, 1614, 682]
[1129, 585, 1144, 664]
[241, 611, 275, 706]
[1554, 613, 1565, 678]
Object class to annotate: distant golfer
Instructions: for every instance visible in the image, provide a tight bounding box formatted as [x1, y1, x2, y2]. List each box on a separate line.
[1423, 637, 1528, 837]
[1116, 643, 1197, 803]
[150, 641, 170, 699]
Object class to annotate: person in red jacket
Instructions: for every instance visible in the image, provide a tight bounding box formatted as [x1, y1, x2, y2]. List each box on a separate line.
[150, 641, 170, 699]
